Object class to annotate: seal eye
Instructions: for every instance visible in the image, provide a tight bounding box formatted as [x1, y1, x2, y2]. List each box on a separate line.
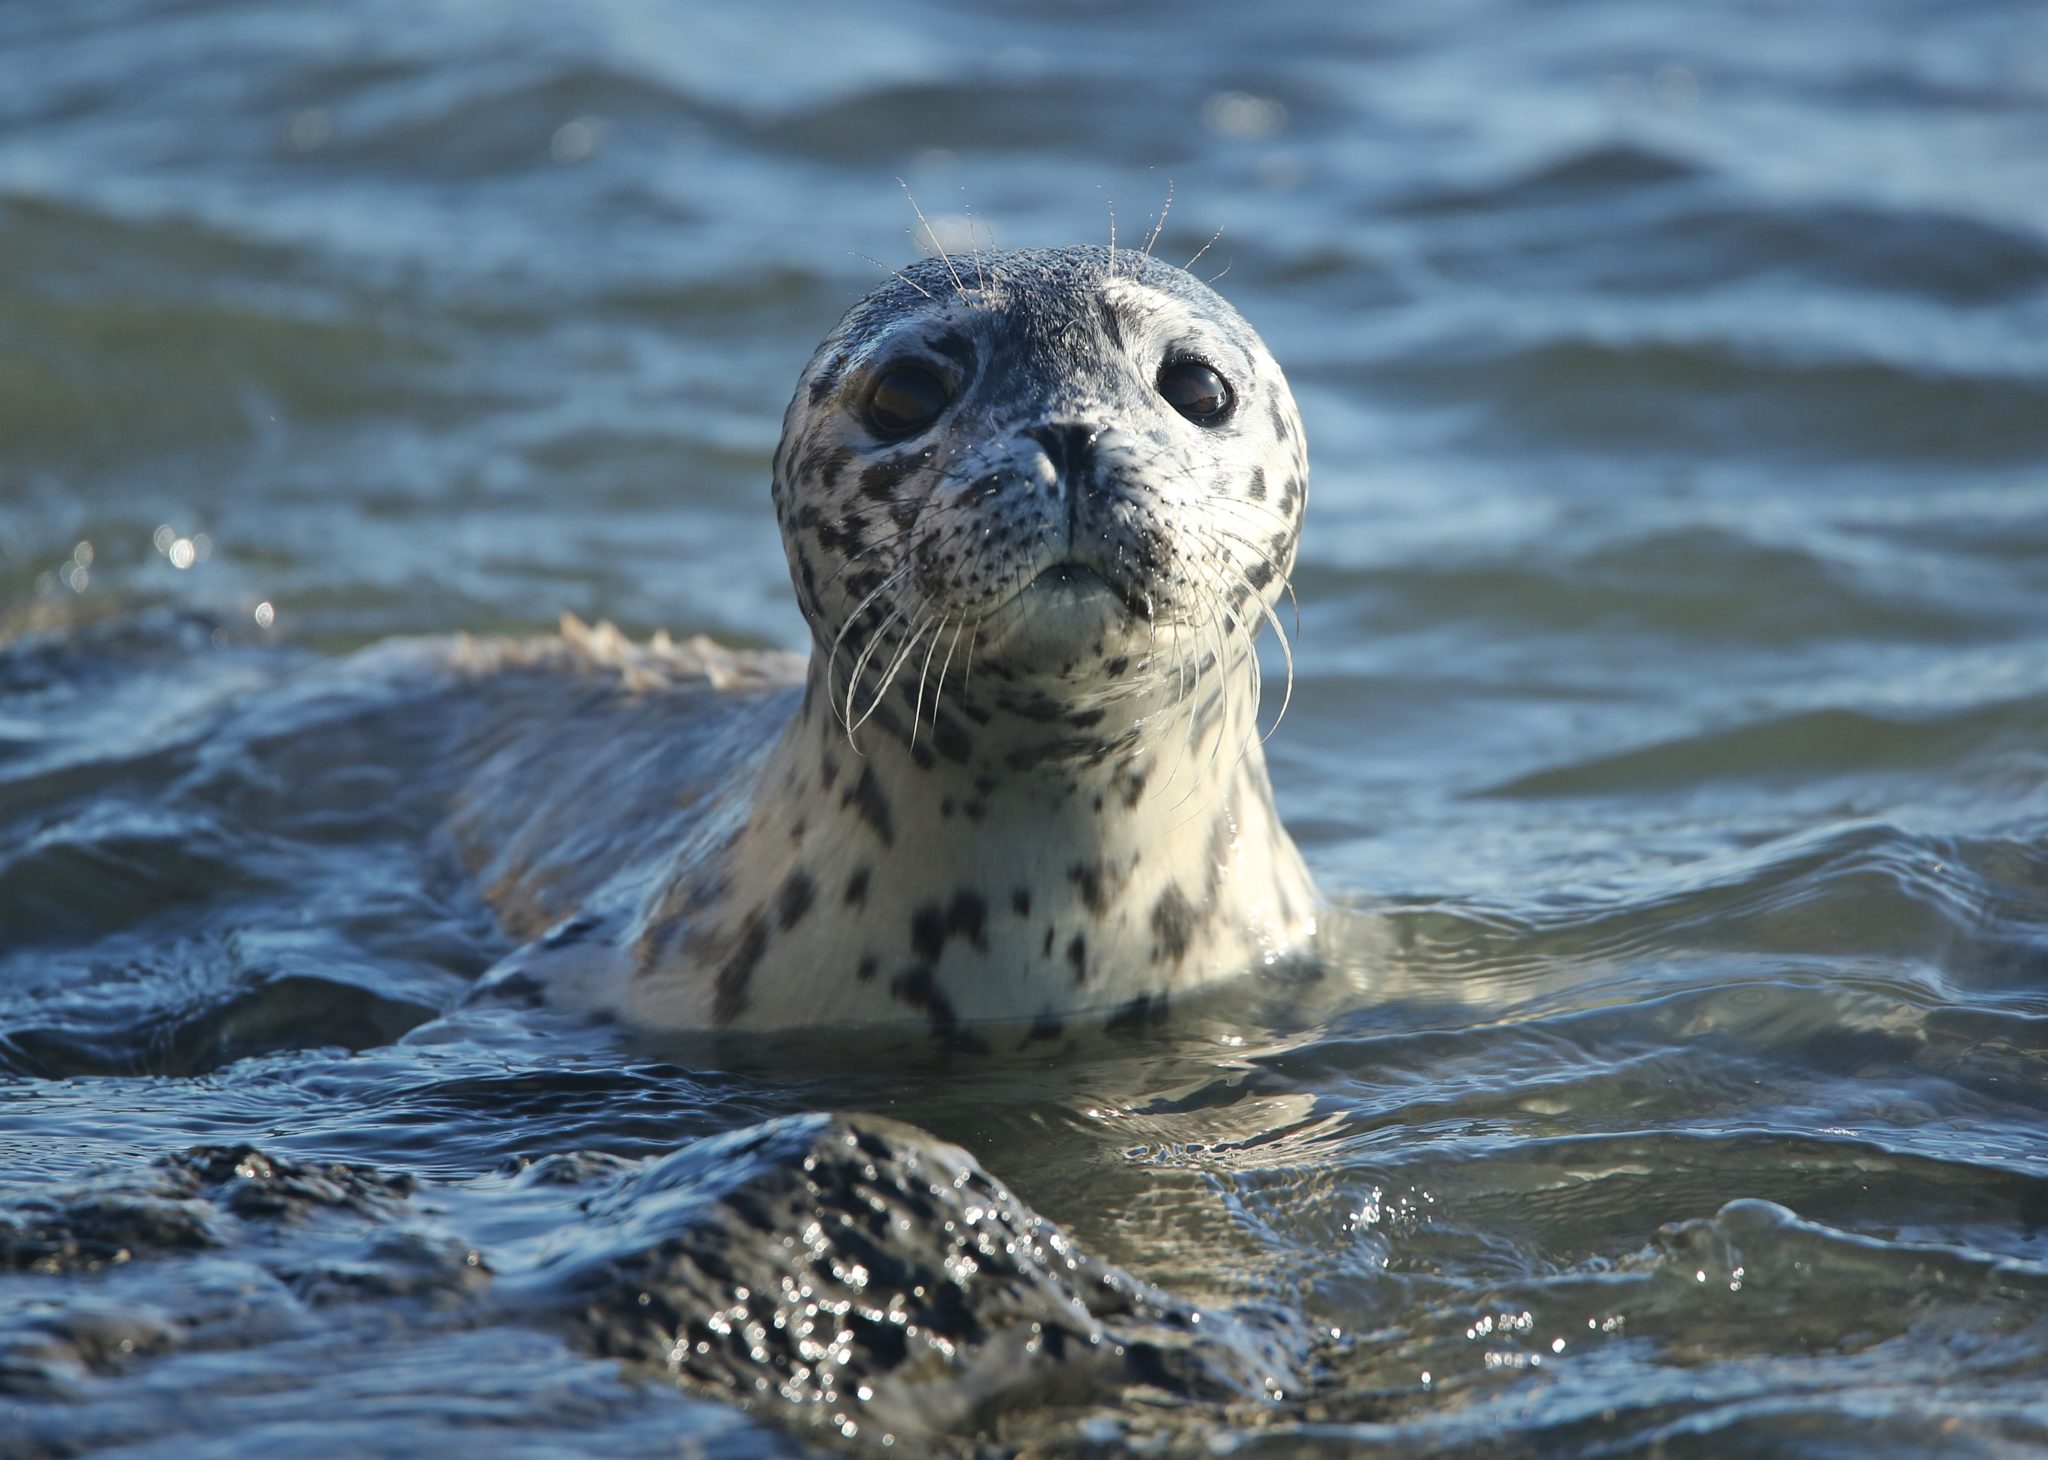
[862, 365, 951, 439]
[1158, 359, 1233, 425]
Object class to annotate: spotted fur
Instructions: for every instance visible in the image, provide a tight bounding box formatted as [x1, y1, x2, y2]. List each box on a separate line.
[499, 246, 1318, 1034]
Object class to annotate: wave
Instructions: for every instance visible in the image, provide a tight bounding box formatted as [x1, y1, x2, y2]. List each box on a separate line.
[1362, 330, 2048, 463]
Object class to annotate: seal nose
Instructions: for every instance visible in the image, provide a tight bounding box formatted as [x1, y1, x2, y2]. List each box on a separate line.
[1023, 423, 1098, 484]
[1023, 423, 1099, 548]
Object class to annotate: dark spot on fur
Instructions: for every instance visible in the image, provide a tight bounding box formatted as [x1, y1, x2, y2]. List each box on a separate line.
[864, 699, 910, 746]
[1150, 885, 1198, 965]
[1004, 727, 1141, 774]
[806, 355, 847, 406]
[817, 444, 853, 490]
[856, 954, 878, 982]
[931, 710, 973, 765]
[949, 889, 988, 949]
[844, 867, 870, 906]
[1247, 464, 1266, 502]
[1104, 656, 1129, 677]
[712, 913, 769, 1025]
[890, 963, 963, 1040]
[1042, 926, 1055, 958]
[910, 906, 945, 963]
[776, 870, 816, 930]
[859, 452, 923, 505]
[911, 890, 989, 962]
[843, 765, 894, 847]
[1202, 814, 1233, 900]
[1066, 931, 1087, 982]
[1006, 693, 1065, 723]
[1012, 887, 1032, 918]
[893, 963, 935, 1004]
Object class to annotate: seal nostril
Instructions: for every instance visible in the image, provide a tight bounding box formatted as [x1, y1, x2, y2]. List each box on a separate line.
[1024, 424, 1098, 481]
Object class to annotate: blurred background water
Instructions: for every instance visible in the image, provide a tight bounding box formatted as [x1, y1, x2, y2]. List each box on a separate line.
[3, 0, 2047, 1455]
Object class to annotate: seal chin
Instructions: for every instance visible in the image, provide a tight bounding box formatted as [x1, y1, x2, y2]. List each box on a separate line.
[977, 562, 1146, 670]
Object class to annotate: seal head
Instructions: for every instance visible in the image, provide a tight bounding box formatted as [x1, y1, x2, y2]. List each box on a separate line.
[776, 246, 1307, 703]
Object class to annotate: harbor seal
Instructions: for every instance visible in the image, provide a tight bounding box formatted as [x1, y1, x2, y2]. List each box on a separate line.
[465, 244, 1317, 1038]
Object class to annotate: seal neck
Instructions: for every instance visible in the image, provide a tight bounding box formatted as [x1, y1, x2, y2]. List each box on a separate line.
[625, 648, 1317, 1036]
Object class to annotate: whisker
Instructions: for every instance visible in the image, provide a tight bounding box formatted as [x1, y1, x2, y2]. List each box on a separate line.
[1193, 500, 1304, 629]
[1249, 585, 1295, 740]
[855, 251, 932, 300]
[909, 612, 953, 748]
[932, 616, 968, 726]
[841, 603, 902, 737]
[1142, 180, 1174, 258]
[827, 562, 913, 699]
[962, 195, 987, 296]
[1182, 513, 1296, 745]
[1184, 225, 1224, 272]
[1162, 609, 1209, 809]
[1196, 577, 1239, 787]
[898, 178, 968, 299]
[851, 612, 934, 736]
[1218, 568, 1269, 765]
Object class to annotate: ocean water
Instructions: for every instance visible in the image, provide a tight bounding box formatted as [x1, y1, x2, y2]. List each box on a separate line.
[4, 0, 2048, 1455]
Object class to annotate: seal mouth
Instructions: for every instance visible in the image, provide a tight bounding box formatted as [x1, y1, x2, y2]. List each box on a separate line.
[969, 558, 1150, 669]
[1030, 561, 1106, 594]
[1023, 561, 1149, 620]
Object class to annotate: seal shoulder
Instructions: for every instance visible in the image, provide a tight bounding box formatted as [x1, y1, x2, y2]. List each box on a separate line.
[436, 614, 801, 946]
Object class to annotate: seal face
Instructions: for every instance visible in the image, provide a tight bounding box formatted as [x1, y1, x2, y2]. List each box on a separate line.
[776, 247, 1306, 705]
[481, 245, 1317, 1038]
